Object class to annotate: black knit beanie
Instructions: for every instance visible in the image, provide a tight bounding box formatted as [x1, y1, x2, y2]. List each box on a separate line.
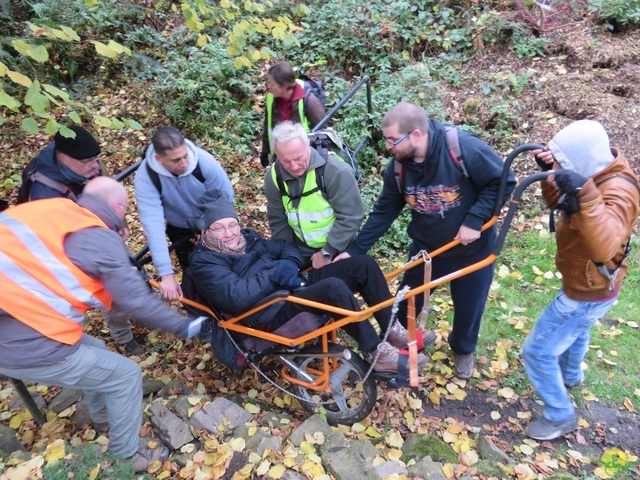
[54, 126, 101, 160]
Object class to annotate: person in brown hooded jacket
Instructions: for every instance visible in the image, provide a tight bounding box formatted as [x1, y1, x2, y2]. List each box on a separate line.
[522, 120, 640, 441]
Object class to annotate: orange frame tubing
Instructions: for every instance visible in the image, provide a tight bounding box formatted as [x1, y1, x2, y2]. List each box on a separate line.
[148, 216, 499, 392]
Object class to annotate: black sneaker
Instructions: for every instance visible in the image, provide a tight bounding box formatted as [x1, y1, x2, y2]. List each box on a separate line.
[122, 338, 145, 355]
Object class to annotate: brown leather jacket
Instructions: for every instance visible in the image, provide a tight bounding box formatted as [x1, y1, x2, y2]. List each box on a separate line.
[543, 148, 639, 301]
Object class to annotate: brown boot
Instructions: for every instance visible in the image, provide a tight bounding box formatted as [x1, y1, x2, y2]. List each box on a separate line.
[387, 322, 436, 351]
[372, 342, 428, 372]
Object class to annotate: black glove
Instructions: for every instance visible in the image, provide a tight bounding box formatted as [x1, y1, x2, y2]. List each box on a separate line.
[553, 170, 588, 195]
[266, 259, 301, 289]
[534, 154, 553, 171]
[260, 151, 270, 168]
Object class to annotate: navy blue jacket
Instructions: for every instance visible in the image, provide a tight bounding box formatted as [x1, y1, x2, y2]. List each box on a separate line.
[189, 229, 303, 315]
[26, 143, 89, 200]
[349, 119, 516, 262]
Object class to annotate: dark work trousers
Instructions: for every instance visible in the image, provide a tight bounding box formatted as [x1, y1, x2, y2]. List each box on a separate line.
[273, 277, 381, 353]
[397, 244, 495, 355]
[303, 255, 394, 332]
[166, 224, 196, 271]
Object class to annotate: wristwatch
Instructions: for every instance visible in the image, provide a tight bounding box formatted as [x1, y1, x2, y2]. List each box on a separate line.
[321, 249, 332, 260]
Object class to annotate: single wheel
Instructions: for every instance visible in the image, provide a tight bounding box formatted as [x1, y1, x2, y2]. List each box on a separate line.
[290, 343, 377, 425]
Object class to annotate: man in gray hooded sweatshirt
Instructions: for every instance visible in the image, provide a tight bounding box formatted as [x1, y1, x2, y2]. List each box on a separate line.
[522, 120, 639, 440]
[134, 126, 233, 301]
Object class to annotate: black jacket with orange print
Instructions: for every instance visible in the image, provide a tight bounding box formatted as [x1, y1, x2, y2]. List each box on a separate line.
[350, 119, 516, 262]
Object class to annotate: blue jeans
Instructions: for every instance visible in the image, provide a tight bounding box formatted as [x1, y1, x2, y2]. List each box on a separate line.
[522, 289, 616, 422]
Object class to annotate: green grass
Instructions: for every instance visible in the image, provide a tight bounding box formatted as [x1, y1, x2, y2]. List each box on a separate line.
[374, 219, 640, 408]
[453, 227, 640, 407]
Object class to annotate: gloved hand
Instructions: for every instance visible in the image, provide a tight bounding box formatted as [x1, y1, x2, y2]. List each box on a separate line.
[260, 151, 270, 168]
[553, 170, 588, 195]
[186, 315, 208, 339]
[266, 259, 301, 289]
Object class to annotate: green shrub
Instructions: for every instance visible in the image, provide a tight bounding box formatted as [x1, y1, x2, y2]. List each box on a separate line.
[588, 0, 640, 29]
[291, 0, 478, 78]
[153, 28, 260, 158]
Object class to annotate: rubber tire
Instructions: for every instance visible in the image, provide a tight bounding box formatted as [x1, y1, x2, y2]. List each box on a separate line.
[291, 342, 377, 426]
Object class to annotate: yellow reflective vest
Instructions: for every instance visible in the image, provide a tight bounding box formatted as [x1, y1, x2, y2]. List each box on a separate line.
[0, 199, 113, 345]
[271, 163, 335, 249]
[265, 79, 310, 154]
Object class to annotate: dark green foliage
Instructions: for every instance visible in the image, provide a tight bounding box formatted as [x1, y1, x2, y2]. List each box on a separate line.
[154, 28, 261, 157]
[588, 0, 640, 29]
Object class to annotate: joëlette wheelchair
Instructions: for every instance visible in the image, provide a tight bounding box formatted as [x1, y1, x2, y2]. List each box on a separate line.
[143, 144, 548, 426]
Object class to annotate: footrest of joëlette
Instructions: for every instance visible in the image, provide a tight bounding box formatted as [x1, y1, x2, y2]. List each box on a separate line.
[372, 371, 412, 388]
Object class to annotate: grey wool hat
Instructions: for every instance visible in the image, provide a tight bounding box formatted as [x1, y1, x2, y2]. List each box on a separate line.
[201, 189, 238, 228]
[54, 125, 101, 160]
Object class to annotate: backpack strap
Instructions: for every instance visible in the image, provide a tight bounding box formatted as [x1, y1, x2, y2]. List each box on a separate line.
[145, 151, 206, 197]
[591, 174, 639, 291]
[392, 126, 467, 193]
[30, 171, 79, 201]
[145, 160, 162, 195]
[274, 162, 323, 201]
[444, 125, 469, 178]
[393, 158, 403, 192]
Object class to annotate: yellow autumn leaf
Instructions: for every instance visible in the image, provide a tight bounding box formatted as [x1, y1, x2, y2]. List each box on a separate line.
[187, 396, 201, 405]
[447, 423, 463, 434]
[442, 462, 454, 478]
[364, 426, 382, 438]
[300, 441, 315, 454]
[386, 430, 404, 448]
[593, 467, 615, 479]
[404, 411, 415, 423]
[87, 463, 100, 480]
[9, 410, 32, 429]
[520, 444, 534, 455]
[498, 387, 514, 399]
[232, 463, 254, 479]
[7, 69, 32, 87]
[431, 351, 449, 361]
[446, 383, 458, 393]
[268, 464, 286, 478]
[244, 403, 260, 414]
[44, 439, 66, 465]
[491, 411, 501, 420]
[429, 389, 441, 405]
[453, 389, 467, 401]
[256, 460, 270, 476]
[58, 404, 76, 418]
[623, 397, 634, 412]
[228, 437, 246, 451]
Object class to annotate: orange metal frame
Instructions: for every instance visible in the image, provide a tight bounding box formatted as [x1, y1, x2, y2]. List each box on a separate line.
[148, 216, 500, 393]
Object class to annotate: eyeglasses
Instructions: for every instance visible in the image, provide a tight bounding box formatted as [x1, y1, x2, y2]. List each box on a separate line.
[75, 155, 100, 165]
[383, 131, 411, 147]
[208, 222, 241, 235]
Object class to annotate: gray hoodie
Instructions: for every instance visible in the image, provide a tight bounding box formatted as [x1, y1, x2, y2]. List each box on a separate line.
[134, 139, 233, 277]
[547, 120, 614, 177]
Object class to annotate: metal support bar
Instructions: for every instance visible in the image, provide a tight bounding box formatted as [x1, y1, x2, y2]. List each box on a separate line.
[10, 378, 46, 425]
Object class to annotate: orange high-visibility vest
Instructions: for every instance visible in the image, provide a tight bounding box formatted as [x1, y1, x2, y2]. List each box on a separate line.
[0, 198, 113, 345]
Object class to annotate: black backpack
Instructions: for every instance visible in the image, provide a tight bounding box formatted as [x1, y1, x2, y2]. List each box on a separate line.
[298, 74, 326, 110]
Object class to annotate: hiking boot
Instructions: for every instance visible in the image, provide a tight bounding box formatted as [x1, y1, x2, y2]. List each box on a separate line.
[454, 353, 475, 379]
[525, 415, 578, 441]
[372, 342, 428, 372]
[122, 338, 145, 355]
[387, 322, 437, 351]
[129, 445, 170, 472]
[93, 421, 110, 435]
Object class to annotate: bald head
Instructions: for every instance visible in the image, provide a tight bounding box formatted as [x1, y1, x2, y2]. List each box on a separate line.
[83, 177, 129, 220]
[382, 101, 429, 135]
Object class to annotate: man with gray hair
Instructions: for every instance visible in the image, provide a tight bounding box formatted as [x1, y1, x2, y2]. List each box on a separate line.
[134, 126, 233, 301]
[264, 121, 364, 269]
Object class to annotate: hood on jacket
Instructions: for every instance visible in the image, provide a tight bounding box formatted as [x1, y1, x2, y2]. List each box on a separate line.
[144, 139, 199, 178]
[547, 120, 614, 178]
